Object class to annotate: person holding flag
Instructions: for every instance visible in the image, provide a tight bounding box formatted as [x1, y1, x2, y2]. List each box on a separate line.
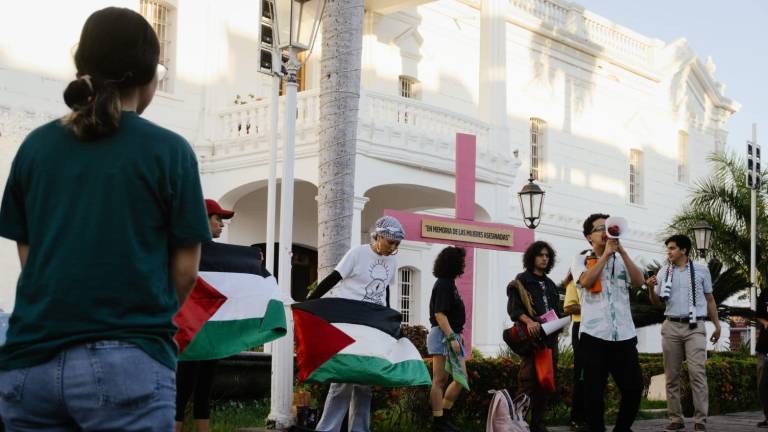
[427, 246, 469, 432]
[174, 199, 234, 432]
[307, 215, 405, 432]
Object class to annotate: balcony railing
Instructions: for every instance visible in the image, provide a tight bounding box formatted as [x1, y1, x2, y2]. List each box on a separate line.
[209, 89, 513, 176]
[510, 0, 657, 67]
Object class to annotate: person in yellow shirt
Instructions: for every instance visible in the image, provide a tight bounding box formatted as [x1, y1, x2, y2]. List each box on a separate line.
[564, 266, 586, 432]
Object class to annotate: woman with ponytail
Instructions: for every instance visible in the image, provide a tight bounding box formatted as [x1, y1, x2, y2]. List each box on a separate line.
[0, 7, 211, 431]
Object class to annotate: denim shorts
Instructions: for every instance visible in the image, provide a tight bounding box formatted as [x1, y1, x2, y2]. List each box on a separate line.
[427, 326, 465, 356]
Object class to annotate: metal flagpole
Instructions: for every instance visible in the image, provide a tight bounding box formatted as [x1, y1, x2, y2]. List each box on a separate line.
[265, 49, 280, 276]
[751, 123, 758, 355]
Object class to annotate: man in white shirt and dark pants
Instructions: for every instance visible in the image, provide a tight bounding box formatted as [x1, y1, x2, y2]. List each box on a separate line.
[648, 234, 721, 432]
[570, 213, 646, 432]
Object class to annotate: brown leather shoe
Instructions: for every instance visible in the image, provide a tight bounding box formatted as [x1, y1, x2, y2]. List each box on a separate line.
[693, 423, 706, 432]
[665, 422, 685, 432]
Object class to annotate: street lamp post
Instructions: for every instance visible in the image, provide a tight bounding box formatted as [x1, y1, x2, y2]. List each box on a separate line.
[268, 0, 325, 427]
[518, 173, 545, 229]
[691, 220, 713, 258]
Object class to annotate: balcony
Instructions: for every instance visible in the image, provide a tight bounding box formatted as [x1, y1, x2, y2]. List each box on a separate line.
[203, 89, 515, 181]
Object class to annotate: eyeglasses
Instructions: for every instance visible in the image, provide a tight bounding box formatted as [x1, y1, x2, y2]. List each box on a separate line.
[590, 225, 606, 234]
[156, 64, 168, 82]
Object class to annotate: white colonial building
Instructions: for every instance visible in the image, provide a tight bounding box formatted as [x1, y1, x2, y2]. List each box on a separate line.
[0, 0, 739, 353]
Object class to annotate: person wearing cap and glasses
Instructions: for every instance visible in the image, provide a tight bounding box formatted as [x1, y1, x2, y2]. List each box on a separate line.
[647, 234, 720, 432]
[308, 216, 405, 432]
[174, 199, 235, 432]
[0, 8, 210, 430]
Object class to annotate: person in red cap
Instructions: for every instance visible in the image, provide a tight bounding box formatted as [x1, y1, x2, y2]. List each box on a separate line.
[174, 199, 234, 432]
[204, 199, 234, 239]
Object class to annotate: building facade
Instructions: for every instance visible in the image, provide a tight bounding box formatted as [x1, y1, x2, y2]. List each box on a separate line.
[0, 0, 739, 353]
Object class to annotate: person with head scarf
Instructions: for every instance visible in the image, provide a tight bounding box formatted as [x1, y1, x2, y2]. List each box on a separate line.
[308, 216, 405, 432]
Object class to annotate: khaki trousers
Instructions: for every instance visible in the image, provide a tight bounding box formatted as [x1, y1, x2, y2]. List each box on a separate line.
[661, 319, 708, 425]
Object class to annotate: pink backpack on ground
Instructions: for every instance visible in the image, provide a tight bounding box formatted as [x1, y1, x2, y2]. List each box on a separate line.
[486, 390, 530, 432]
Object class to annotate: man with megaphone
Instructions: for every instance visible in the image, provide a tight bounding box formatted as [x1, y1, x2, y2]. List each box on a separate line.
[570, 213, 646, 432]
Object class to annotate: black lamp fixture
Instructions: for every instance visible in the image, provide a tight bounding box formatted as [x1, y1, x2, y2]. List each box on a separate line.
[518, 173, 545, 229]
[692, 220, 713, 257]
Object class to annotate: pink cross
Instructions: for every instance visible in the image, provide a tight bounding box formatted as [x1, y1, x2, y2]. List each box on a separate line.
[385, 133, 534, 354]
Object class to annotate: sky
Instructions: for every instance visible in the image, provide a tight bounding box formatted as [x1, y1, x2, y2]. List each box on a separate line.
[576, 0, 767, 155]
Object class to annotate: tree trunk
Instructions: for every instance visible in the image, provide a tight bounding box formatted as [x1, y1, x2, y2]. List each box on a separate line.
[317, 0, 363, 280]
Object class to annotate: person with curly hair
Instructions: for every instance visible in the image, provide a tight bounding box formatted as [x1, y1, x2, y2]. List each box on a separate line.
[507, 240, 563, 432]
[427, 246, 468, 432]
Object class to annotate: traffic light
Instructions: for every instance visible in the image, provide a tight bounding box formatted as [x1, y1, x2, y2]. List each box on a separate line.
[747, 140, 762, 189]
[260, 0, 277, 75]
[757, 143, 762, 189]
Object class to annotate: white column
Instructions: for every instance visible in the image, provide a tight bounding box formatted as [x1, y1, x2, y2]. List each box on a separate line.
[351, 196, 370, 246]
[268, 47, 300, 429]
[479, 0, 509, 154]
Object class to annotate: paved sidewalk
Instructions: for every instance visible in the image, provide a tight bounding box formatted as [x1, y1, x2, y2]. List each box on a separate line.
[550, 411, 765, 432]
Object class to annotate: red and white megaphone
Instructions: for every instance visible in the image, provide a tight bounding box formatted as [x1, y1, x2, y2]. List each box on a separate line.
[605, 216, 628, 239]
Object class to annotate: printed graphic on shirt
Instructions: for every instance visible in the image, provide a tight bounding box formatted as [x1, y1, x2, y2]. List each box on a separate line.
[362, 259, 392, 304]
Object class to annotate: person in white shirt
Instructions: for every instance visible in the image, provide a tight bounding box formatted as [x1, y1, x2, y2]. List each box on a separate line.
[308, 215, 404, 432]
[570, 213, 645, 432]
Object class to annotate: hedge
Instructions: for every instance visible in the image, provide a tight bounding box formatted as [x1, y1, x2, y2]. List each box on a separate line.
[300, 350, 758, 431]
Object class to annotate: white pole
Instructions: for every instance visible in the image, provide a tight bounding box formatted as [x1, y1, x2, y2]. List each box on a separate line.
[751, 123, 758, 355]
[265, 49, 280, 276]
[268, 46, 299, 429]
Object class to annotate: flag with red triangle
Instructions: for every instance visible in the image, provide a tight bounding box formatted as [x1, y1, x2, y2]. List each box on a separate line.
[292, 298, 431, 387]
[174, 242, 286, 360]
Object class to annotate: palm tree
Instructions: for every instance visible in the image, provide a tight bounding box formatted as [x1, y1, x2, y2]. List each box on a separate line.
[668, 152, 768, 280]
[316, 0, 364, 279]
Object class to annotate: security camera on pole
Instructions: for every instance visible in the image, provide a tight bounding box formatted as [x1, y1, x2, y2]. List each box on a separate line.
[747, 123, 760, 355]
[260, 0, 326, 427]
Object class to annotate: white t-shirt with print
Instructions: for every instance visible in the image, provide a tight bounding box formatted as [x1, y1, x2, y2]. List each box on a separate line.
[326, 244, 397, 306]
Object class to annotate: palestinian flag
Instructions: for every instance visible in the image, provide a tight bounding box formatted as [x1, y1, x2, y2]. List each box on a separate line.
[292, 298, 431, 387]
[174, 241, 287, 360]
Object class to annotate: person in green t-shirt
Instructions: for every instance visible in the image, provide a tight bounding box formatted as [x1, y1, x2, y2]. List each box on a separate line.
[0, 7, 210, 431]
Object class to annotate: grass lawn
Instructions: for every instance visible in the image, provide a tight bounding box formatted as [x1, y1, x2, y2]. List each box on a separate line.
[178, 400, 269, 432]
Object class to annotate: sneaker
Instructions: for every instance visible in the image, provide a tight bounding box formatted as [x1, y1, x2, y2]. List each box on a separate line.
[757, 420, 768, 428]
[693, 424, 706, 432]
[665, 422, 685, 432]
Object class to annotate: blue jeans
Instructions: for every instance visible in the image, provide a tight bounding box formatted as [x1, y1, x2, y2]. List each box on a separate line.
[0, 340, 175, 432]
[315, 383, 371, 432]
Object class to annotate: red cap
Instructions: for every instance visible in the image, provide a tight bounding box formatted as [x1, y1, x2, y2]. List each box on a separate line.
[205, 199, 234, 219]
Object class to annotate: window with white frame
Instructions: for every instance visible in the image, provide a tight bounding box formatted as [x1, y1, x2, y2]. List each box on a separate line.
[629, 149, 644, 204]
[677, 130, 689, 183]
[530, 118, 546, 181]
[399, 267, 415, 325]
[399, 76, 419, 99]
[140, 0, 175, 92]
